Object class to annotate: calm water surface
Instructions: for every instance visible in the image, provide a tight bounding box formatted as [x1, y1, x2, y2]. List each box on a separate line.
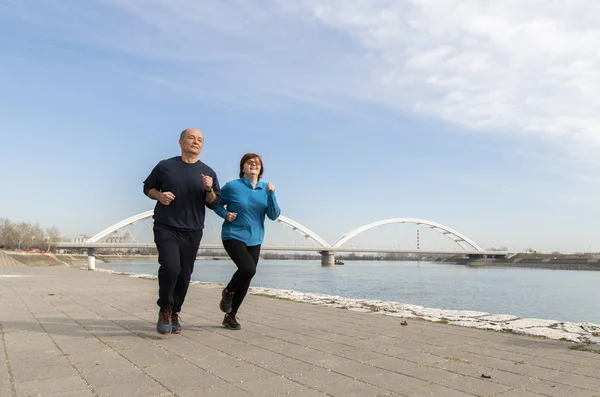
[98, 259, 600, 324]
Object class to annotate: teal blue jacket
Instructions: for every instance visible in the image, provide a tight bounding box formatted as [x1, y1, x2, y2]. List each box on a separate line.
[214, 178, 281, 246]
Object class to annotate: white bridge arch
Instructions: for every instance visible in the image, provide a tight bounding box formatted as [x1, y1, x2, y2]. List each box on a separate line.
[332, 218, 483, 251]
[87, 210, 330, 247]
[88, 211, 483, 252]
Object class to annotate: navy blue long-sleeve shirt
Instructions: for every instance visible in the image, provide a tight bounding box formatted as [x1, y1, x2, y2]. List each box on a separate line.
[143, 156, 221, 231]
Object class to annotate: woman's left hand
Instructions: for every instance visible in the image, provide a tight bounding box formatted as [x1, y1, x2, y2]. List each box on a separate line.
[267, 182, 275, 192]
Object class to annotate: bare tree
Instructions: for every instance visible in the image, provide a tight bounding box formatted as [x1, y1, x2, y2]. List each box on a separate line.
[0, 219, 62, 251]
[45, 226, 61, 252]
[0, 218, 15, 249]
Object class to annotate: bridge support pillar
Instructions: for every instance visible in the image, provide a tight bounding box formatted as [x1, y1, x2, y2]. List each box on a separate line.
[320, 251, 335, 267]
[87, 248, 96, 270]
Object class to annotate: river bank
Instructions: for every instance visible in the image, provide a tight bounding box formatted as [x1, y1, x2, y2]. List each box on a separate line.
[0, 251, 222, 267]
[457, 257, 600, 271]
[4, 251, 600, 271]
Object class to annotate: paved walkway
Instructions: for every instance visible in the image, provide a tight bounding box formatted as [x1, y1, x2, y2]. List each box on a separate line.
[1, 266, 599, 397]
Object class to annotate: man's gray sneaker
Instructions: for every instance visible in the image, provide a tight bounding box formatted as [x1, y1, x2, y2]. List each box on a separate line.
[171, 312, 181, 334]
[156, 307, 172, 335]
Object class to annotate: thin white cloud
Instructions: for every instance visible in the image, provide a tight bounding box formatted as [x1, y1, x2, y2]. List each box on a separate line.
[5, 0, 600, 162]
[288, 1, 600, 148]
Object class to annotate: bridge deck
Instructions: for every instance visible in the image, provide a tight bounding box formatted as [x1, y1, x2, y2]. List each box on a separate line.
[55, 242, 509, 256]
[1, 265, 598, 397]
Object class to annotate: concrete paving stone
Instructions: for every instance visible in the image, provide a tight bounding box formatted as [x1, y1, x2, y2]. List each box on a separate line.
[101, 337, 165, 351]
[371, 344, 411, 357]
[14, 375, 88, 396]
[507, 362, 569, 379]
[548, 372, 600, 392]
[359, 371, 429, 393]
[11, 361, 76, 384]
[64, 349, 130, 365]
[520, 378, 600, 397]
[53, 339, 111, 355]
[311, 354, 358, 369]
[462, 345, 535, 363]
[191, 354, 244, 372]
[336, 347, 388, 362]
[437, 350, 518, 371]
[175, 346, 230, 363]
[396, 350, 448, 366]
[74, 359, 138, 379]
[4, 338, 56, 353]
[6, 348, 63, 361]
[82, 367, 158, 387]
[398, 365, 462, 383]
[472, 367, 540, 389]
[317, 378, 399, 397]
[0, 386, 15, 397]
[402, 383, 481, 397]
[236, 373, 313, 396]
[545, 352, 600, 367]
[245, 338, 295, 353]
[334, 362, 387, 379]
[177, 382, 252, 397]
[233, 348, 288, 365]
[316, 331, 371, 345]
[282, 388, 340, 397]
[94, 380, 174, 397]
[287, 367, 351, 388]
[225, 331, 274, 345]
[191, 335, 250, 352]
[430, 358, 485, 377]
[272, 345, 324, 361]
[365, 356, 419, 372]
[254, 357, 316, 375]
[522, 356, 590, 373]
[203, 361, 278, 383]
[576, 365, 600, 378]
[142, 361, 214, 383]
[439, 375, 513, 396]
[44, 388, 96, 397]
[303, 340, 356, 355]
[494, 390, 546, 397]
[0, 372, 11, 387]
[117, 345, 182, 365]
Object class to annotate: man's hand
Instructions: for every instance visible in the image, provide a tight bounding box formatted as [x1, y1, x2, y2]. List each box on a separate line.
[226, 212, 237, 222]
[201, 174, 213, 190]
[159, 191, 175, 206]
[267, 182, 275, 192]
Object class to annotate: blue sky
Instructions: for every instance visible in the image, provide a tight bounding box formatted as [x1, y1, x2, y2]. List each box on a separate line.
[1, 1, 599, 253]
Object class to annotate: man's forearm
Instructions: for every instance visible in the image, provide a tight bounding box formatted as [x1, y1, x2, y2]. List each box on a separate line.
[147, 188, 162, 201]
[205, 190, 217, 204]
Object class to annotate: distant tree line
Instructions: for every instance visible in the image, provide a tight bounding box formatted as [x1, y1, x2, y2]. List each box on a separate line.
[0, 218, 62, 252]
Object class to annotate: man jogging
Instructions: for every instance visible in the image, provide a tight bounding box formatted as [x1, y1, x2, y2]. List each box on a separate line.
[143, 128, 220, 335]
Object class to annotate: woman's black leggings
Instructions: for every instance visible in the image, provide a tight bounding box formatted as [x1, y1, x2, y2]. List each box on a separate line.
[223, 239, 261, 316]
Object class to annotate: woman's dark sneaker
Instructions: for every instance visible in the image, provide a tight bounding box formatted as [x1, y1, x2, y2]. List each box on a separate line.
[222, 314, 241, 330]
[219, 288, 234, 313]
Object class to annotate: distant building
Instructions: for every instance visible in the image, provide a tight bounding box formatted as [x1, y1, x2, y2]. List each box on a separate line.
[73, 235, 88, 243]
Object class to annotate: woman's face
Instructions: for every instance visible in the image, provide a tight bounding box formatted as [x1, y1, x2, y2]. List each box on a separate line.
[243, 157, 262, 177]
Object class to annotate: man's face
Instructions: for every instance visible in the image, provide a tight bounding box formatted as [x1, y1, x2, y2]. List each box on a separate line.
[179, 129, 204, 156]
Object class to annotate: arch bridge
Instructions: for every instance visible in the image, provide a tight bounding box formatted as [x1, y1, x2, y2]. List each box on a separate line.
[58, 210, 507, 268]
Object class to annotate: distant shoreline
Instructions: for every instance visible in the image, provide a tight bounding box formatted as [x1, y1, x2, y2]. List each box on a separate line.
[3, 251, 600, 271]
